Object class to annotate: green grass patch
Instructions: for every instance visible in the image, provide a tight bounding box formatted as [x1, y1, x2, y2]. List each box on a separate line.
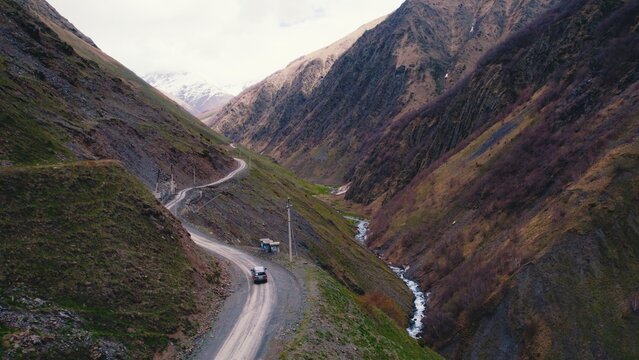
[281, 268, 441, 360]
[311, 184, 335, 195]
[0, 325, 14, 356]
[0, 111, 73, 165]
[0, 161, 218, 358]
[245, 151, 413, 309]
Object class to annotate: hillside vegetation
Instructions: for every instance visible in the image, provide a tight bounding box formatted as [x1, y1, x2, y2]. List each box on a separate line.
[281, 268, 442, 360]
[0, 0, 233, 187]
[0, 161, 225, 358]
[212, 0, 559, 184]
[362, 0, 639, 357]
[181, 148, 416, 319]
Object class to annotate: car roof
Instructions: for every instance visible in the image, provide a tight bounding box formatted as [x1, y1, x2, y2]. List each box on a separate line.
[253, 266, 266, 272]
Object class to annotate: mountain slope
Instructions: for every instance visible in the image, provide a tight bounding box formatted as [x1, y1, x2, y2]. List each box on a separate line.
[0, 1, 237, 356]
[143, 72, 234, 117]
[0, 161, 225, 358]
[360, 0, 639, 357]
[211, 0, 559, 184]
[181, 148, 416, 319]
[207, 15, 387, 167]
[348, 0, 639, 204]
[0, 1, 430, 357]
[0, 0, 234, 187]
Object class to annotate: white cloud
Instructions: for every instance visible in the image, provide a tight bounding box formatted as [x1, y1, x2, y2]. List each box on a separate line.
[46, 0, 403, 94]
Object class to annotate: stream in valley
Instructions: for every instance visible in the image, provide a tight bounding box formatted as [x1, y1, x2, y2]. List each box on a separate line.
[347, 216, 428, 339]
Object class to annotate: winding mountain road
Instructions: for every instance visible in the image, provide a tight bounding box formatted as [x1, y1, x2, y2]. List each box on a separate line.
[165, 158, 247, 211]
[164, 158, 303, 360]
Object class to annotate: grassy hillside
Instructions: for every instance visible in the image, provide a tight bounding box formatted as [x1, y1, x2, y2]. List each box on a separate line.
[492, 143, 639, 359]
[0, 0, 233, 186]
[182, 148, 415, 320]
[0, 161, 225, 358]
[281, 268, 442, 360]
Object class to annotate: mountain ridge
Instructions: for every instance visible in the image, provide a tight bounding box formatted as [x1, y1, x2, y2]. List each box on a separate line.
[207, 15, 389, 164]
[144, 71, 234, 117]
[211, 0, 560, 184]
[360, 0, 639, 356]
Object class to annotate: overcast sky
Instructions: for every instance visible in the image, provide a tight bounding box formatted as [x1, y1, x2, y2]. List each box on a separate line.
[47, 0, 404, 94]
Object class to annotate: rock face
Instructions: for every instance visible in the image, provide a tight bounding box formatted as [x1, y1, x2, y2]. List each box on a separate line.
[0, 0, 234, 188]
[143, 72, 234, 117]
[211, 0, 559, 183]
[362, 0, 639, 357]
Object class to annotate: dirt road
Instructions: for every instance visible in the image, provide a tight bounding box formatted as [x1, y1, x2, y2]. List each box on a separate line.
[165, 158, 304, 360]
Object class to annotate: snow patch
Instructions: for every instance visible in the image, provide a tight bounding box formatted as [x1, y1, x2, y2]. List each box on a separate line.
[333, 183, 350, 196]
[143, 72, 234, 115]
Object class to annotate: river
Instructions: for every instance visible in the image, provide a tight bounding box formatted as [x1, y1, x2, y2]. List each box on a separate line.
[347, 216, 428, 339]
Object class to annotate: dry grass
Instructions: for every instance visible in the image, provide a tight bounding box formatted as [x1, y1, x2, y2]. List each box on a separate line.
[357, 290, 407, 327]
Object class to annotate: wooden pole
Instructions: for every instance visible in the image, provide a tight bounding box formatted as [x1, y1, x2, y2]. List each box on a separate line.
[287, 198, 293, 262]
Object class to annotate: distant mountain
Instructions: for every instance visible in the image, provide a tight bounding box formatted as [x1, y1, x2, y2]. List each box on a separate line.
[143, 72, 234, 117]
[210, 0, 559, 183]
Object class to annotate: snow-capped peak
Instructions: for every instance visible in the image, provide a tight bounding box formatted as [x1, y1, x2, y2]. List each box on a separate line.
[143, 72, 234, 117]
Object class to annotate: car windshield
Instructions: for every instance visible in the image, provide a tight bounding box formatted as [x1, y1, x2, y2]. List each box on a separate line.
[257, 272, 266, 276]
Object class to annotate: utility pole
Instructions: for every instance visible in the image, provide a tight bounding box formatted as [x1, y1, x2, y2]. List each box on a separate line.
[154, 169, 160, 195]
[170, 164, 176, 195]
[287, 197, 293, 262]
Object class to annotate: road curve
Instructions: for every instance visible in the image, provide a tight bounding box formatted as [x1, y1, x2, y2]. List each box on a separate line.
[191, 233, 275, 359]
[165, 158, 247, 212]
[163, 158, 303, 360]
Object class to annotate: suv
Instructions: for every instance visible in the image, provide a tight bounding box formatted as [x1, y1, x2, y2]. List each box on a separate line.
[250, 266, 268, 284]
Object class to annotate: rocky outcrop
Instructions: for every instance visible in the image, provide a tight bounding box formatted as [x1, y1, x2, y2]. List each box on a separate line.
[18, 0, 98, 47]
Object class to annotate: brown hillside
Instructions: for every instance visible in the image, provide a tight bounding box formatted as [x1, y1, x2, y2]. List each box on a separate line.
[211, 0, 559, 184]
[365, 0, 639, 356]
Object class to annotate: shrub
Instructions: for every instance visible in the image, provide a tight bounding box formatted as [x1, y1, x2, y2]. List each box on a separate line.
[358, 289, 406, 327]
